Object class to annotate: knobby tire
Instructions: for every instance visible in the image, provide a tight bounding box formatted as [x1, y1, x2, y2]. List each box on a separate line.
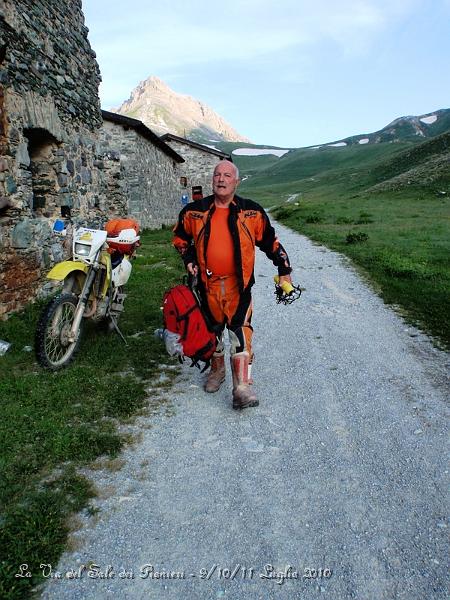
[35, 293, 82, 370]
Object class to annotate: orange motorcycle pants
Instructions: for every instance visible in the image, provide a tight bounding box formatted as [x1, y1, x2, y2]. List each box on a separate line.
[203, 275, 253, 356]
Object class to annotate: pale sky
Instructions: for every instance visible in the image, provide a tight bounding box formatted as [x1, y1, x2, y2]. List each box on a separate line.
[82, 0, 450, 148]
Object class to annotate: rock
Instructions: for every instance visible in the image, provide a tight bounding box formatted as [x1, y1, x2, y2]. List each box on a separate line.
[9, 128, 20, 143]
[12, 219, 33, 248]
[5, 176, 17, 194]
[42, 248, 51, 268]
[66, 159, 75, 175]
[34, 218, 52, 241]
[57, 173, 68, 187]
[51, 242, 64, 263]
[0, 196, 11, 210]
[15, 143, 31, 167]
[81, 168, 91, 184]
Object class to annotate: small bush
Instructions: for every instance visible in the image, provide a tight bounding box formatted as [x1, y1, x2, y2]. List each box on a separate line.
[355, 211, 374, 224]
[305, 213, 323, 224]
[336, 216, 354, 224]
[346, 231, 369, 244]
[274, 207, 292, 220]
[379, 254, 428, 279]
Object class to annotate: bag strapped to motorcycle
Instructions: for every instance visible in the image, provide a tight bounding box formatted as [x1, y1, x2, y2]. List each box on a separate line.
[162, 275, 217, 371]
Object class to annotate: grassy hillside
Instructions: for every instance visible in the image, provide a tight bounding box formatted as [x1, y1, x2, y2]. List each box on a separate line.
[368, 131, 450, 190]
[240, 141, 416, 192]
[225, 110, 450, 187]
[239, 136, 450, 348]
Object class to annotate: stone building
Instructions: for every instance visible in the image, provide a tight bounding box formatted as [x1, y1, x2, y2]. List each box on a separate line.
[160, 133, 230, 200]
[99, 111, 184, 229]
[0, 1, 234, 317]
[0, 0, 103, 316]
[0, 2, 186, 317]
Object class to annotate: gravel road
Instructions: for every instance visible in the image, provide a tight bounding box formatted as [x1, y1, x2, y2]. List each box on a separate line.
[41, 223, 449, 600]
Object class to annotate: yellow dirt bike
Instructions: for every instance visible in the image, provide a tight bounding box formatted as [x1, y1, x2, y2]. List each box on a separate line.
[35, 218, 140, 370]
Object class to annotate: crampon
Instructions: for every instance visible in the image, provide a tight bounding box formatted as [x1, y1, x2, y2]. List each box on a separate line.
[274, 275, 304, 305]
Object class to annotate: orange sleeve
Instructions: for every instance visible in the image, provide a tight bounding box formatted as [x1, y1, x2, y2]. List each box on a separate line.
[173, 208, 196, 266]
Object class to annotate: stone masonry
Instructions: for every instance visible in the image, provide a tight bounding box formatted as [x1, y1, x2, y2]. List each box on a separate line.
[0, 2, 186, 317]
[160, 134, 230, 200]
[0, 0, 102, 316]
[98, 112, 184, 229]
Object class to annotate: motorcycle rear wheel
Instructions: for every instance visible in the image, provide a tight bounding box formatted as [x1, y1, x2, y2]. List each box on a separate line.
[35, 294, 82, 370]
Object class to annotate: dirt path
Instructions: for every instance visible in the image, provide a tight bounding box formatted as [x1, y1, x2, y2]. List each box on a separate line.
[41, 224, 449, 600]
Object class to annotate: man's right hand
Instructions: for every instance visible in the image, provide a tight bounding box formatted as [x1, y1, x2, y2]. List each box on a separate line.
[187, 262, 198, 276]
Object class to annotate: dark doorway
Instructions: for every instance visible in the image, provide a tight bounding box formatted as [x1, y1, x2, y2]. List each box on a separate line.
[24, 128, 60, 217]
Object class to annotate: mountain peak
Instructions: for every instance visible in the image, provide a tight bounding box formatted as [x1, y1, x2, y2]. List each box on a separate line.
[144, 75, 171, 91]
[116, 76, 251, 144]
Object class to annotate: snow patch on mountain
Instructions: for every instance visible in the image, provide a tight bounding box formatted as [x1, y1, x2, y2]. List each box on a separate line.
[232, 148, 289, 157]
[359, 138, 370, 144]
[420, 115, 438, 125]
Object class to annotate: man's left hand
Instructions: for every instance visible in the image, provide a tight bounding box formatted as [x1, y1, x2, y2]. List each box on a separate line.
[278, 274, 292, 287]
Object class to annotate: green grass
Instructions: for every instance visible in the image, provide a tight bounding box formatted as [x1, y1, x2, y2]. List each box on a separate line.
[238, 141, 415, 190]
[239, 137, 450, 349]
[0, 228, 184, 600]
[269, 191, 449, 348]
[369, 131, 450, 184]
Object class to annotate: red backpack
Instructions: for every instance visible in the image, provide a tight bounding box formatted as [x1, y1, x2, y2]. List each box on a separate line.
[162, 284, 216, 370]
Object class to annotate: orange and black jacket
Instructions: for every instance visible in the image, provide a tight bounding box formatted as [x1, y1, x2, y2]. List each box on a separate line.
[173, 194, 292, 293]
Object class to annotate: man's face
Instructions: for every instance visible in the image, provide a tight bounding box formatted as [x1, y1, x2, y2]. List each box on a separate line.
[212, 161, 239, 201]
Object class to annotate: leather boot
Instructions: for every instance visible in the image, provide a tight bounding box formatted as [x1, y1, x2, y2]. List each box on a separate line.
[204, 352, 226, 393]
[231, 351, 259, 410]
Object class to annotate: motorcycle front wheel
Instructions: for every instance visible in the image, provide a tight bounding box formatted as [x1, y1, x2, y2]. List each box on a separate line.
[35, 294, 83, 370]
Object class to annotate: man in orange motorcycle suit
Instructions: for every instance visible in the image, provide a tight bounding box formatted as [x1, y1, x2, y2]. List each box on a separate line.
[173, 160, 293, 410]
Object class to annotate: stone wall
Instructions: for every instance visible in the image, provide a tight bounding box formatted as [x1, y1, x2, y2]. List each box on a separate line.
[163, 138, 227, 199]
[0, 0, 102, 316]
[0, 2, 221, 318]
[97, 120, 182, 229]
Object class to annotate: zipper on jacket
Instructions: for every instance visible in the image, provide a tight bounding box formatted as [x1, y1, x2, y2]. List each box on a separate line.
[228, 204, 244, 293]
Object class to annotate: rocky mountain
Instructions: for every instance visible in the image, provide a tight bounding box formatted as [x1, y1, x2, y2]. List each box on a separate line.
[114, 76, 251, 144]
[314, 108, 450, 149]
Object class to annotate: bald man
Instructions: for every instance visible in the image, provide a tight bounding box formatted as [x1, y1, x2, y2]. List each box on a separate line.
[173, 160, 293, 410]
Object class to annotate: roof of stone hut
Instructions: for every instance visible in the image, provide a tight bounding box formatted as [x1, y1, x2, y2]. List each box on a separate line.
[160, 134, 231, 159]
[101, 111, 185, 163]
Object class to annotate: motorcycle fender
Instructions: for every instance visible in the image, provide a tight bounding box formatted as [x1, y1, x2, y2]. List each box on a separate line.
[46, 261, 89, 281]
